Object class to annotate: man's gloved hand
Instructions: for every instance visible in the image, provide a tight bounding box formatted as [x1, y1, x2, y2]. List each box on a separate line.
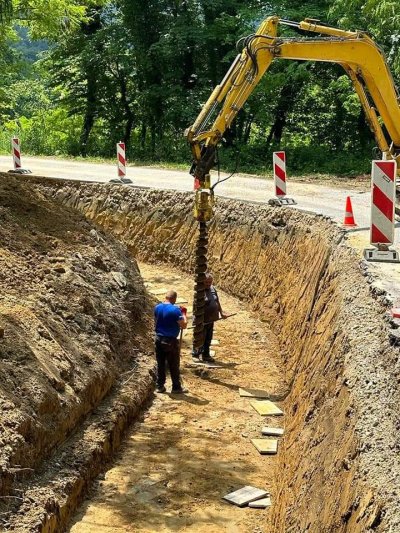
[180, 306, 187, 316]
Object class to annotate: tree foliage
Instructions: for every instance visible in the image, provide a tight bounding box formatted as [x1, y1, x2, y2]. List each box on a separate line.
[12, 0, 90, 39]
[0, 0, 399, 175]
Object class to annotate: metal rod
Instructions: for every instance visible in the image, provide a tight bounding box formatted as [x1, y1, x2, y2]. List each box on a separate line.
[279, 19, 301, 28]
[188, 313, 237, 329]
[178, 328, 183, 356]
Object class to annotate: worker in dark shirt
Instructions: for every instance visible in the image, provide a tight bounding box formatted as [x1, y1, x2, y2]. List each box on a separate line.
[154, 290, 187, 393]
[193, 273, 227, 363]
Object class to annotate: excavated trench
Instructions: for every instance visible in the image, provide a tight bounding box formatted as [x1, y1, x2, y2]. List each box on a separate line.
[2, 174, 400, 532]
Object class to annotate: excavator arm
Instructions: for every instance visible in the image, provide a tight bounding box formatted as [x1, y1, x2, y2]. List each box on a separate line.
[188, 16, 400, 352]
[187, 16, 400, 187]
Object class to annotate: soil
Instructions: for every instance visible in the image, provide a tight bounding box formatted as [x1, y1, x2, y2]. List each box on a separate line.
[0, 176, 155, 531]
[43, 180, 399, 532]
[70, 261, 286, 533]
[2, 174, 400, 532]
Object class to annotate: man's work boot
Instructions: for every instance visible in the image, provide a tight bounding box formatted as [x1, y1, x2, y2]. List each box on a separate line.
[156, 385, 167, 393]
[171, 387, 188, 394]
[192, 349, 200, 361]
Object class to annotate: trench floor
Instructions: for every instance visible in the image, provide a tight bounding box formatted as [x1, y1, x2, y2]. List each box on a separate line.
[69, 262, 286, 533]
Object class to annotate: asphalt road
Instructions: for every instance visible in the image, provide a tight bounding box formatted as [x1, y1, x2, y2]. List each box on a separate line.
[0, 155, 372, 228]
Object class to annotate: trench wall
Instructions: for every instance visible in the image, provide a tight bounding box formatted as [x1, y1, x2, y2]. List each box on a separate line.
[35, 178, 400, 532]
[0, 176, 155, 515]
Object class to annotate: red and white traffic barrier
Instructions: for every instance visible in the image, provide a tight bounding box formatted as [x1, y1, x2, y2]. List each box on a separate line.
[371, 160, 395, 245]
[364, 160, 399, 262]
[273, 151, 287, 197]
[117, 141, 126, 179]
[109, 141, 132, 183]
[12, 137, 21, 169]
[271, 151, 296, 205]
[8, 137, 31, 174]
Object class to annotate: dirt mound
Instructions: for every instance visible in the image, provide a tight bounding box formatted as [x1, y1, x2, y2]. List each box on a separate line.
[0, 176, 154, 530]
[34, 178, 400, 532]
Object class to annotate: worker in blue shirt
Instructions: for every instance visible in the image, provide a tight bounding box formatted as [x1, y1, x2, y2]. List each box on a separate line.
[154, 290, 187, 393]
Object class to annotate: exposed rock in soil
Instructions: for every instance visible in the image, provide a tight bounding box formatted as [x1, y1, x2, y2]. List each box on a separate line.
[0, 176, 154, 530]
[32, 177, 400, 533]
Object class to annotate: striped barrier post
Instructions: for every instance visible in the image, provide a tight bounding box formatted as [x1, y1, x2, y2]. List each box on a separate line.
[273, 151, 287, 198]
[8, 137, 31, 174]
[12, 137, 21, 169]
[271, 151, 296, 206]
[371, 160, 395, 245]
[364, 160, 399, 262]
[117, 141, 126, 179]
[109, 141, 132, 183]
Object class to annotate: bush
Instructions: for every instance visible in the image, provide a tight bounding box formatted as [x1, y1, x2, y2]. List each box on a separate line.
[217, 143, 372, 176]
[0, 109, 83, 156]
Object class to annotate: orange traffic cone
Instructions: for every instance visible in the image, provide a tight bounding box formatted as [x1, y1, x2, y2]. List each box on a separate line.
[343, 196, 357, 227]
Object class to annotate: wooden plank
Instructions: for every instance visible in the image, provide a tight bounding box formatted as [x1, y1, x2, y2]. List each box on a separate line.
[261, 427, 284, 437]
[250, 400, 283, 416]
[251, 438, 278, 455]
[223, 486, 269, 507]
[239, 387, 270, 399]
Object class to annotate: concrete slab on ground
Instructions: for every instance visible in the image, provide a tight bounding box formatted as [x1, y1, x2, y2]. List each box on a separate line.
[250, 400, 283, 416]
[149, 287, 168, 295]
[239, 387, 270, 398]
[223, 486, 269, 507]
[251, 438, 278, 455]
[249, 497, 272, 508]
[187, 361, 224, 369]
[262, 427, 284, 437]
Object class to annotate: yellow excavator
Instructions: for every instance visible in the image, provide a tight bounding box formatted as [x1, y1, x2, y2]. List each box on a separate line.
[187, 15, 400, 352]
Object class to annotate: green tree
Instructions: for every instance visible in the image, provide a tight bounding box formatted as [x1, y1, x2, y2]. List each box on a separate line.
[12, 0, 88, 39]
[43, 2, 138, 156]
[2, 0, 391, 175]
[0, 0, 11, 22]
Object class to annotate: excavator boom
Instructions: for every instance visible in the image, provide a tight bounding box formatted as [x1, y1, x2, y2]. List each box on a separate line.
[187, 16, 400, 185]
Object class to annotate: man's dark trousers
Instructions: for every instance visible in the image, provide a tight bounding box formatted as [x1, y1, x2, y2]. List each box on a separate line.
[155, 335, 181, 389]
[202, 323, 214, 358]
